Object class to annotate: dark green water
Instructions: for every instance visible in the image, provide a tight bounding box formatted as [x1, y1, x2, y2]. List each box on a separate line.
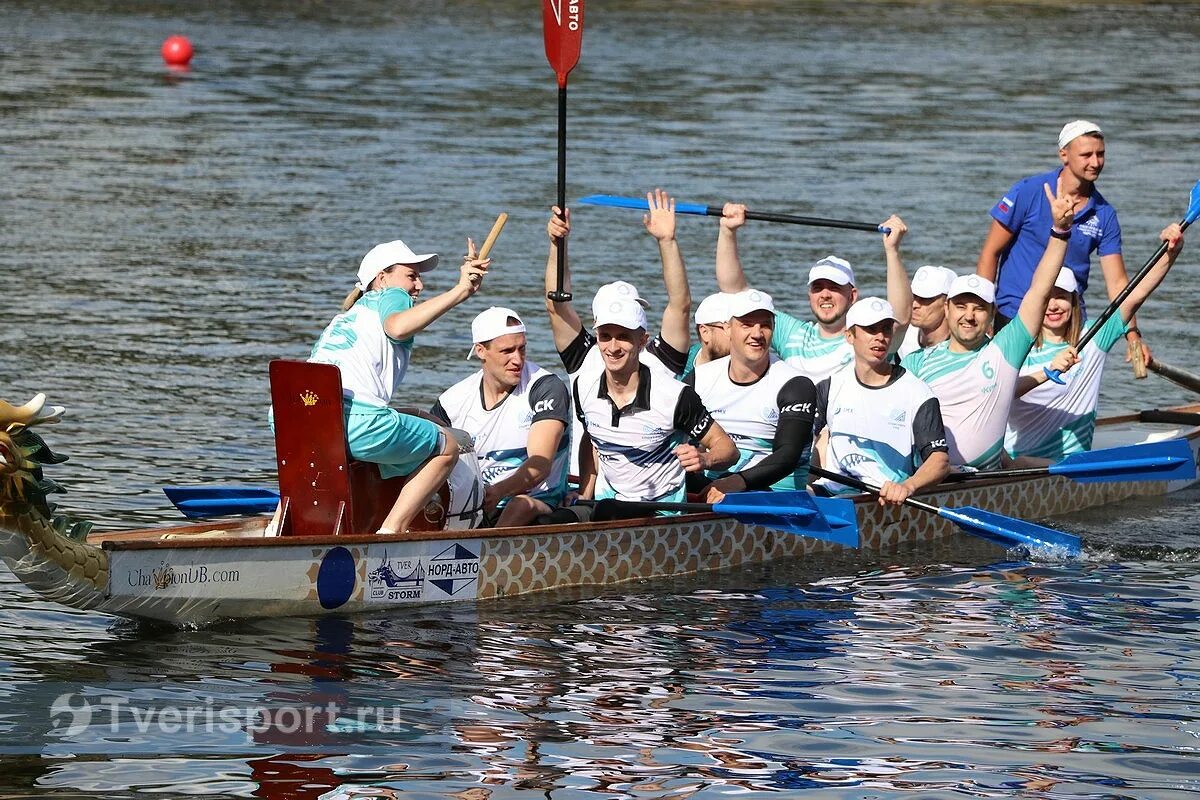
[3, 1, 1199, 797]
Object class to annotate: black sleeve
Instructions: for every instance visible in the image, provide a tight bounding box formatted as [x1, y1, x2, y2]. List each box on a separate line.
[811, 377, 831, 438]
[736, 376, 817, 491]
[528, 375, 571, 425]
[646, 335, 688, 376]
[429, 399, 451, 425]
[559, 329, 595, 374]
[672, 385, 714, 440]
[913, 396, 949, 460]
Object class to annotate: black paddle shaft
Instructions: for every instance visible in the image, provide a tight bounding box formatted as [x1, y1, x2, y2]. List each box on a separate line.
[548, 86, 573, 302]
[703, 207, 883, 232]
[809, 466, 940, 514]
[1075, 219, 1190, 352]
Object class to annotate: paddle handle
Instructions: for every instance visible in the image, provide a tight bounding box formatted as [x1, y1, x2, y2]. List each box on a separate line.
[548, 88, 572, 302]
[576, 195, 888, 233]
[477, 213, 508, 260]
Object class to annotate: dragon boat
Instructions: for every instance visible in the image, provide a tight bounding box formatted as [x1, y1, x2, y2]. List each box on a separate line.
[2, 359, 1199, 627]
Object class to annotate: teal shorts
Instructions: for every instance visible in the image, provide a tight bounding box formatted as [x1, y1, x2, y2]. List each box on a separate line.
[345, 402, 443, 479]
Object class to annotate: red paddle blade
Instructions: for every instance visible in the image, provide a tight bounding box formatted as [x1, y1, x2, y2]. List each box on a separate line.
[542, 0, 584, 87]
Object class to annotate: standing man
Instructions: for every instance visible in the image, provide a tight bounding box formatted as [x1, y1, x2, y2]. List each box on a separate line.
[573, 298, 737, 509]
[715, 203, 913, 382]
[897, 265, 957, 357]
[813, 297, 950, 505]
[431, 307, 570, 527]
[687, 289, 818, 503]
[976, 120, 1147, 362]
[906, 182, 1076, 469]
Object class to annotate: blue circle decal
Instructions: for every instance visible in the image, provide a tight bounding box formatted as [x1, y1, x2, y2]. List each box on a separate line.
[316, 546, 356, 609]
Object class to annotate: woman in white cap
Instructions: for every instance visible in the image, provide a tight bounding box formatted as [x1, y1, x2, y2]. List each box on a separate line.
[1005, 224, 1185, 462]
[308, 237, 491, 534]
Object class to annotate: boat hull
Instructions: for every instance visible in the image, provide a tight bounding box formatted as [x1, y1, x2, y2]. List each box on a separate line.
[5, 407, 1200, 625]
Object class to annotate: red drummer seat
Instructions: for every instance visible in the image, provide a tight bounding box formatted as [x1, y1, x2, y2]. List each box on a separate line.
[268, 359, 446, 536]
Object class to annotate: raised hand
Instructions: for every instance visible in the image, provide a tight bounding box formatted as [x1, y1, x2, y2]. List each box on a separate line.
[642, 188, 677, 242]
[881, 214, 907, 250]
[548, 205, 571, 241]
[720, 202, 747, 231]
[1044, 178, 1075, 231]
[1162, 222, 1185, 256]
[459, 236, 490, 295]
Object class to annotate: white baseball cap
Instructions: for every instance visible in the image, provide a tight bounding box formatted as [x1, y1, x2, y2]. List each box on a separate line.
[911, 265, 957, 299]
[947, 274, 996, 304]
[727, 288, 775, 319]
[1054, 267, 1079, 294]
[468, 306, 526, 358]
[356, 239, 439, 292]
[1058, 120, 1103, 150]
[592, 281, 650, 320]
[846, 297, 898, 328]
[808, 256, 856, 287]
[694, 292, 733, 326]
[593, 298, 649, 331]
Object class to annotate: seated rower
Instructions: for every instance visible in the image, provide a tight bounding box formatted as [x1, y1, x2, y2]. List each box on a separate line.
[1006, 224, 1185, 462]
[431, 307, 570, 527]
[902, 180, 1076, 470]
[546, 189, 692, 381]
[687, 289, 817, 503]
[573, 297, 737, 515]
[715, 202, 913, 382]
[308, 237, 490, 535]
[813, 298, 950, 505]
[897, 265, 957, 357]
[682, 292, 734, 376]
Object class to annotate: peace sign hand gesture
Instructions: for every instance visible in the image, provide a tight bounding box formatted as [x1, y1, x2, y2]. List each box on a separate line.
[1043, 177, 1075, 231]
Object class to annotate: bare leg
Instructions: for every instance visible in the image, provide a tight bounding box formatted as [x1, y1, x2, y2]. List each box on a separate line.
[379, 431, 458, 534]
[494, 495, 551, 528]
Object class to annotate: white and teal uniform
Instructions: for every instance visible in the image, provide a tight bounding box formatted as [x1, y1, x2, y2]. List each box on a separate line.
[688, 355, 816, 491]
[813, 366, 948, 494]
[1005, 315, 1127, 459]
[307, 288, 441, 478]
[573, 363, 715, 504]
[902, 320, 1035, 469]
[772, 309, 854, 382]
[431, 360, 571, 508]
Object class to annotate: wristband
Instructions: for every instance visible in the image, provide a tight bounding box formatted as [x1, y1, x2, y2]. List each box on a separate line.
[1125, 326, 1141, 338]
[1049, 226, 1071, 241]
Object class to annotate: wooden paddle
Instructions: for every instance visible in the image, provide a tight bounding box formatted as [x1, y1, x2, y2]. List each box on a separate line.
[543, 0, 585, 302]
[577, 194, 889, 233]
[941, 439, 1196, 485]
[808, 466, 1082, 555]
[1146, 357, 1200, 396]
[593, 491, 859, 547]
[1046, 178, 1200, 383]
[477, 213, 508, 259]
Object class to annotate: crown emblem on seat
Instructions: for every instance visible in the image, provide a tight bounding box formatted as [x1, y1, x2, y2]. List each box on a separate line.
[300, 390, 319, 406]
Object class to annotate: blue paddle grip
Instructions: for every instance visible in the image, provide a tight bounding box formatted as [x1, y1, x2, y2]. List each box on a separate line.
[1043, 367, 1065, 385]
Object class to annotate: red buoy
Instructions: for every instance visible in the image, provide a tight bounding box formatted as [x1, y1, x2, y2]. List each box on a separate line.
[161, 35, 194, 67]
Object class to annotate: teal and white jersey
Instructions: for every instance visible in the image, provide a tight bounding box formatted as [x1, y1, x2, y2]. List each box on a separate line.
[772, 309, 853, 382]
[813, 366, 948, 494]
[1005, 314, 1127, 460]
[901, 320, 1035, 469]
[432, 360, 571, 506]
[309, 288, 415, 408]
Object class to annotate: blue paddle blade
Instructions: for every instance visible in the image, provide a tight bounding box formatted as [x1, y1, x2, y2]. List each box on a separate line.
[713, 490, 860, 548]
[1184, 179, 1200, 226]
[1051, 439, 1196, 483]
[577, 194, 710, 216]
[938, 505, 1081, 556]
[163, 486, 280, 519]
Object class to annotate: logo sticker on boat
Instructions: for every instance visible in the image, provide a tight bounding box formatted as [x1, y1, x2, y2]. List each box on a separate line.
[362, 540, 481, 604]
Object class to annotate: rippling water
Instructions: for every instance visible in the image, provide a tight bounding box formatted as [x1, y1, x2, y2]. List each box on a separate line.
[3, 1, 1200, 797]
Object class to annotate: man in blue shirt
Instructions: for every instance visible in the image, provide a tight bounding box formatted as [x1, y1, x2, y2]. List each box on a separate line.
[975, 120, 1147, 361]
